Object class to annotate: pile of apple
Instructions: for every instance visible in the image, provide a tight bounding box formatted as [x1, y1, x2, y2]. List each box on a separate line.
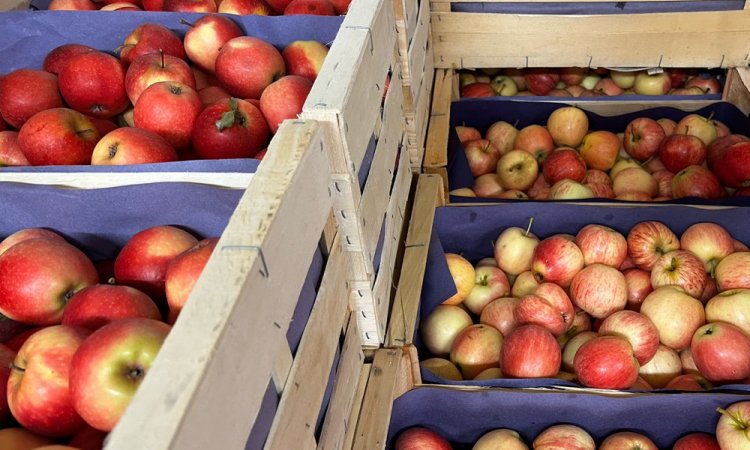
[420, 218, 750, 392]
[46, 0, 350, 15]
[453, 106, 750, 201]
[0, 224, 217, 448]
[459, 67, 722, 98]
[394, 401, 750, 450]
[0, 14, 329, 166]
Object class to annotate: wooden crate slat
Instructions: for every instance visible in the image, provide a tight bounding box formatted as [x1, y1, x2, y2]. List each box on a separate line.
[272, 344, 294, 394]
[340, 363, 374, 450]
[424, 69, 456, 168]
[105, 120, 332, 450]
[723, 68, 750, 115]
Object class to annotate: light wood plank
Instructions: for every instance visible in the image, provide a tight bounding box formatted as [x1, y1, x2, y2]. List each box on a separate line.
[423, 69, 455, 168]
[407, 0, 431, 103]
[272, 344, 294, 395]
[723, 68, 750, 116]
[386, 175, 443, 348]
[340, 363, 373, 450]
[106, 120, 332, 450]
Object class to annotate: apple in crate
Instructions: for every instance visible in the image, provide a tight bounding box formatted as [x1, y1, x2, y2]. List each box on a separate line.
[0, 238, 98, 325]
[260, 75, 313, 134]
[464, 265, 509, 315]
[125, 51, 196, 105]
[266, 0, 293, 13]
[641, 286, 705, 351]
[658, 134, 706, 173]
[165, 238, 219, 322]
[542, 148, 587, 185]
[48, 0, 97, 10]
[421, 305, 473, 358]
[8, 326, 91, 437]
[675, 113, 718, 147]
[394, 427, 451, 450]
[626, 221, 679, 271]
[461, 82, 494, 98]
[450, 324, 502, 380]
[717, 401, 750, 450]
[69, 425, 108, 450]
[651, 250, 707, 298]
[599, 310, 658, 365]
[474, 429, 528, 449]
[0, 69, 64, 129]
[501, 324, 560, 378]
[600, 432, 657, 450]
[0, 131, 29, 167]
[284, 0, 337, 15]
[442, 253, 475, 305]
[711, 141, 750, 189]
[664, 373, 713, 391]
[692, 322, 750, 383]
[514, 124, 554, 163]
[494, 223, 540, 277]
[671, 165, 724, 199]
[420, 358, 462, 381]
[62, 285, 161, 330]
[547, 106, 588, 148]
[715, 252, 750, 291]
[191, 97, 270, 159]
[120, 23, 186, 66]
[561, 331, 596, 373]
[163, 0, 217, 12]
[673, 433, 720, 450]
[215, 36, 285, 100]
[578, 130, 619, 171]
[114, 226, 198, 304]
[638, 344, 681, 388]
[183, 14, 244, 74]
[575, 224, 627, 268]
[17, 108, 101, 165]
[480, 297, 520, 337]
[623, 117, 665, 162]
[91, 127, 177, 165]
[524, 68, 559, 96]
[634, 71, 671, 95]
[574, 335, 639, 389]
[532, 235, 584, 288]
[464, 139, 500, 178]
[70, 318, 171, 432]
[705, 289, 750, 335]
[134, 81, 202, 150]
[219, 0, 272, 14]
[533, 424, 594, 450]
[58, 51, 129, 119]
[282, 40, 329, 82]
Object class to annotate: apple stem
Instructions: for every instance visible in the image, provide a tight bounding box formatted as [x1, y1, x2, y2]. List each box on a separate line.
[77, 128, 95, 136]
[684, 125, 689, 136]
[707, 111, 715, 122]
[513, 119, 520, 128]
[524, 217, 534, 237]
[159, 49, 165, 69]
[717, 407, 750, 432]
[9, 362, 25, 373]
[179, 18, 195, 27]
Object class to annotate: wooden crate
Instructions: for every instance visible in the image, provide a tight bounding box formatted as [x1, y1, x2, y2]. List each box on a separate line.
[303, 0, 413, 347]
[103, 120, 335, 450]
[429, 1, 750, 69]
[422, 67, 750, 201]
[1, 0, 29, 10]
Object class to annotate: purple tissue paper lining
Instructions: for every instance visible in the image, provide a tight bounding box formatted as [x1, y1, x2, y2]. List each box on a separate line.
[447, 99, 750, 206]
[387, 386, 749, 448]
[416, 201, 750, 391]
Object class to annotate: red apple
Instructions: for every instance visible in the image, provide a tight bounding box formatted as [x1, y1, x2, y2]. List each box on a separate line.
[284, 0, 336, 14]
[651, 169, 674, 198]
[215, 36, 285, 100]
[62, 285, 161, 330]
[421, 305, 473, 357]
[650, 250, 707, 298]
[473, 173, 504, 198]
[533, 424, 595, 450]
[114, 225, 198, 303]
[532, 235, 584, 288]
[486, 120, 518, 156]
[464, 139, 500, 177]
[163, 0, 216, 11]
[578, 130, 619, 171]
[641, 286, 705, 351]
[58, 51, 129, 119]
[282, 40, 328, 82]
[671, 165, 723, 199]
[480, 297, 520, 337]
[575, 224, 627, 268]
[685, 75, 721, 94]
[192, 97, 271, 159]
[48, 0, 97, 9]
[455, 126, 481, 145]
[449, 324, 502, 379]
[70, 318, 171, 432]
[0, 343, 14, 424]
[599, 310, 659, 365]
[183, 13, 244, 74]
[134, 81, 202, 149]
[125, 51, 196, 105]
[0, 131, 30, 167]
[260, 75, 313, 134]
[165, 237, 218, 323]
[559, 67, 587, 86]
[542, 148, 587, 185]
[659, 134, 706, 173]
[657, 118, 677, 136]
[0, 69, 64, 129]
[0, 238, 98, 325]
[574, 335, 639, 389]
[570, 263, 627, 319]
[265, 0, 293, 12]
[8, 325, 90, 437]
[394, 427, 451, 450]
[524, 68, 559, 96]
[707, 134, 749, 170]
[460, 82, 494, 98]
[715, 251, 750, 291]
[594, 78, 623, 96]
[463, 265, 510, 316]
[547, 107, 588, 148]
[692, 322, 750, 382]
[673, 433, 720, 450]
[514, 124, 554, 163]
[626, 221, 679, 271]
[120, 23, 186, 67]
[91, 127, 177, 165]
[198, 85, 231, 106]
[711, 141, 750, 189]
[623, 268, 653, 311]
[218, 0, 272, 13]
[679, 222, 734, 273]
[501, 324, 561, 378]
[623, 117, 666, 162]
[664, 373, 713, 391]
[68, 425, 108, 450]
[516, 294, 568, 337]
[599, 432, 656, 450]
[534, 282, 575, 331]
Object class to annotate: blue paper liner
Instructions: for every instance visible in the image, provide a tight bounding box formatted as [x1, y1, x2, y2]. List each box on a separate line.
[447, 99, 750, 206]
[415, 201, 750, 391]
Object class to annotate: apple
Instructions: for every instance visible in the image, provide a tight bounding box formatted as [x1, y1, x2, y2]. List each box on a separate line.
[494, 220, 539, 276]
[680, 348, 700, 374]
[486, 121, 519, 156]
[181, 14, 244, 75]
[609, 157, 641, 179]
[559, 67, 587, 86]
[532, 235, 584, 287]
[574, 335, 639, 389]
[68, 425, 108, 450]
[394, 427, 451, 450]
[0, 69, 64, 129]
[463, 266, 510, 316]
[501, 324, 561, 378]
[641, 286, 705, 351]
[101, 2, 142, 9]
[705, 289, 750, 336]
[420, 358, 462, 381]
[421, 305, 474, 359]
[474, 368, 503, 380]
[715, 251, 750, 291]
[450, 324, 503, 379]
[679, 222, 734, 274]
[612, 167, 657, 198]
[215, 36, 285, 100]
[191, 97, 270, 159]
[489, 75, 518, 96]
[599, 310, 659, 365]
[623, 117, 666, 162]
[650, 250, 707, 298]
[43, 48, 94, 76]
[495, 149, 538, 191]
[707, 134, 749, 169]
[163, 0, 216, 11]
[514, 124, 555, 163]
[281, 40, 328, 83]
[124, 51, 196, 105]
[516, 294, 568, 337]
[575, 224, 627, 268]
[133, 81, 202, 150]
[542, 148, 587, 185]
[547, 106, 588, 147]
[455, 126, 481, 144]
[672, 165, 724, 199]
[651, 169, 674, 198]
[450, 188, 476, 198]
[610, 70, 636, 89]
[461, 82, 494, 98]
[165, 238, 219, 322]
[0, 427, 55, 449]
[578, 130, 619, 171]
[0, 343, 14, 424]
[656, 118, 677, 136]
[329, 0, 350, 13]
[120, 23, 186, 67]
[665, 373, 713, 391]
[524, 68, 559, 96]
[48, 0, 98, 9]
[442, 253, 476, 305]
[716, 401, 750, 450]
[673, 433, 720, 450]
[70, 318, 170, 432]
[0, 131, 29, 167]
[62, 284, 161, 330]
[561, 330, 597, 373]
[218, 0, 272, 13]
[548, 179, 593, 200]
[593, 78, 623, 96]
[260, 75, 313, 134]
[579, 74, 601, 90]
[91, 127, 177, 165]
[637, 343, 681, 388]
[58, 51, 128, 119]
[643, 157, 667, 174]
[8, 326, 90, 437]
[623, 268, 653, 311]
[114, 225, 198, 304]
[675, 114, 718, 147]
[533, 424, 594, 450]
[659, 134, 706, 173]
[569, 263, 627, 319]
[473, 174, 504, 198]
[0, 238, 98, 325]
[464, 139, 500, 177]
[685, 74, 721, 94]
[534, 282, 575, 330]
[633, 71, 671, 95]
[527, 174, 551, 200]
[626, 221, 679, 271]
[474, 429, 528, 450]
[480, 297, 520, 337]
[711, 141, 750, 189]
[599, 432, 656, 450]
[284, 0, 336, 14]
[692, 322, 750, 382]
